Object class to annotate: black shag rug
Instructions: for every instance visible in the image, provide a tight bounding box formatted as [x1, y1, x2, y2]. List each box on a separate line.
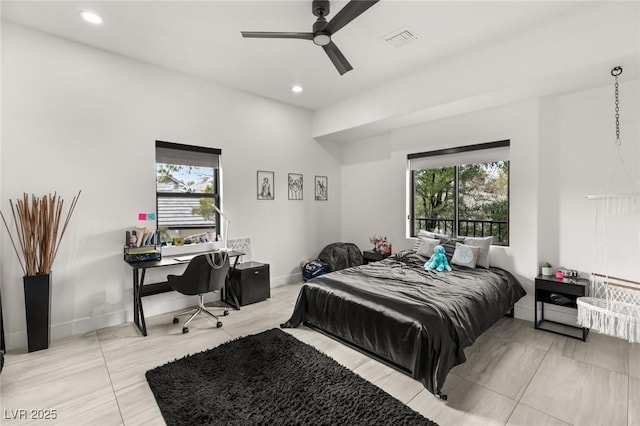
[146, 328, 438, 425]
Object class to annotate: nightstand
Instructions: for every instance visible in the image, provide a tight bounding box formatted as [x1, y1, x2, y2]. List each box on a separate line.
[534, 275, 589, 341]
[362, 250, 391, 264]
[227, 262, 270, 306]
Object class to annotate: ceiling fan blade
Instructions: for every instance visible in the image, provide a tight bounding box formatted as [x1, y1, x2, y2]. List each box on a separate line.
[241, 31, 314, 40]
[322, 41, 353, 75]
[324, 0, 379, 35]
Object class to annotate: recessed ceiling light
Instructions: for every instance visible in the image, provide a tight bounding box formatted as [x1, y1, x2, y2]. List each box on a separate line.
[291, 85, 303, 94]
[79, 11, 103, 25]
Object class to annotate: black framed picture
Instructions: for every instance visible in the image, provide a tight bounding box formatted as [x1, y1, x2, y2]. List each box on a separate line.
[288, 173, 303, 200]
[257, 170, 274, 200]
[315, 176, 328, 201]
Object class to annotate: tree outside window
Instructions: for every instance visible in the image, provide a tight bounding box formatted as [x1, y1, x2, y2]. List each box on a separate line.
[155, 141, 220, 245]
[412, 161, 509, 245]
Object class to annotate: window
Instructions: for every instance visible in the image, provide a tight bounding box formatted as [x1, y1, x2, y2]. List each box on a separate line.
[155, 141, 221, 245]
[408, 140, 510, 245]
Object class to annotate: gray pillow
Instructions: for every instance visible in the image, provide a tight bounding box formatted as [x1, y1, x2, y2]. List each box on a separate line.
[419, 231, 464, 261]
[451, 243, 480, 268]
[415, 237, 439, 257]
[462, 236, 493, 268]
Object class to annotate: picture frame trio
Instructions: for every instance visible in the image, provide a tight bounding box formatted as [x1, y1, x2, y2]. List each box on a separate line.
[256, 171, 327, 201]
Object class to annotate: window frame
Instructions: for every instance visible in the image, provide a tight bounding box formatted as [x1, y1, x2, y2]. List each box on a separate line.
[408, 140, 510, 246]
[155, 140, 222, 239]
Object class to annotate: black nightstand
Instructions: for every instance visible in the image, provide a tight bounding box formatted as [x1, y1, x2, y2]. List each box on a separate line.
[362, 250, 391, 264]
[534, 275, 589, 341]
[227, 262, 270, 306]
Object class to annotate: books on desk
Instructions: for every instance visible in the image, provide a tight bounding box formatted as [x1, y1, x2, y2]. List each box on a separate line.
[124, 246, 161, 263]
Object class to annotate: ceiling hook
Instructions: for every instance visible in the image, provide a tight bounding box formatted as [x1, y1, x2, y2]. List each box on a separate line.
[611, 66, 623, 77]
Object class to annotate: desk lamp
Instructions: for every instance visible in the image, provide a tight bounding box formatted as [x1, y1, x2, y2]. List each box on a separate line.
[212, 204, 231, 251]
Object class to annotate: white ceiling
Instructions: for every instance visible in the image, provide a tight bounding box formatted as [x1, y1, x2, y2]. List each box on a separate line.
[1, 0, 601, 111]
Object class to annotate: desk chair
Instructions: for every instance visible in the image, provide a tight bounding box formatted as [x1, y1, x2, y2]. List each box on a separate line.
[167, 253, 230, 334]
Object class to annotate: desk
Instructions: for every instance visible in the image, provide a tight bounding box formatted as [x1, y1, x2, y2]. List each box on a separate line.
[125, 250, 244, 336]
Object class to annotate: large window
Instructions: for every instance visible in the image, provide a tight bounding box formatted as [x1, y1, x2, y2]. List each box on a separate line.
[408, 141, 510, 245]
[155, 141, 221, 245]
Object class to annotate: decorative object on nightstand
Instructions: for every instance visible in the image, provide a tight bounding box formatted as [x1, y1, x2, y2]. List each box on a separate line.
[541, 262, 553, 276]
[369, 234, 390, 254]
[535, 274, 589, 341]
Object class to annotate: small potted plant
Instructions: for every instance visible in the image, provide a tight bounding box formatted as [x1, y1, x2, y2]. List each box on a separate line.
[541, 262, 553, 276]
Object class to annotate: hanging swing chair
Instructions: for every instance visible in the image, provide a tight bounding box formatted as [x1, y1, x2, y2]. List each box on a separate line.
[576, 66, 640, 343]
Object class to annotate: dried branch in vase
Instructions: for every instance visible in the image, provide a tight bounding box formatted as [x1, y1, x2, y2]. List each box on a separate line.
[1, 191, 81, 276]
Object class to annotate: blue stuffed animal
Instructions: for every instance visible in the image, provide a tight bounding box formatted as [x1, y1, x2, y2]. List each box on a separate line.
[424, 245, 452, 272]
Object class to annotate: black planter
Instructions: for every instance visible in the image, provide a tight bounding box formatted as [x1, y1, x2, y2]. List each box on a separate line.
[23, 274, 51, 352]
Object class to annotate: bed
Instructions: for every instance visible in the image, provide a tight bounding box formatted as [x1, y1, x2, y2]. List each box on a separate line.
[281, 250, 526, 398]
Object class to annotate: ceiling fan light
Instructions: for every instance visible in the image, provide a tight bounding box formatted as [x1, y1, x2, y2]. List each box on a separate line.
[79, 11, 103, 25]
[313, 33, 331, 46]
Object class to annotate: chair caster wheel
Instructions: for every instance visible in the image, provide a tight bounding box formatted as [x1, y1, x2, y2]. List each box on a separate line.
[216, 321, 223, 328]
[173, 318, 179, 324]
[182, 327, 189, 334]
[223, 310, 229, 316]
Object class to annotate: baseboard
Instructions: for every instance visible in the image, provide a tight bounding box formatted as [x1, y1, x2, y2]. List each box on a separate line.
[3, 292, 215, 351]
[271, 272, 303, 287]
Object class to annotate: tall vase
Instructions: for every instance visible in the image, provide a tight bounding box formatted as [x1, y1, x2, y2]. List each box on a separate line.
[23, 274, 51, 352]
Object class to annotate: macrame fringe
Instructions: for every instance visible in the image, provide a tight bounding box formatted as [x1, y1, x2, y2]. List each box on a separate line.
[577, 298, 640, 343]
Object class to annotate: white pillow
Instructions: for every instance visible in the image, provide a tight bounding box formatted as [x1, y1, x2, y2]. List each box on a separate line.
[418, 230, 448, 239]
[415, 237, 439, 257]
[451, 243, 480, 269]
[463, 236, 493, 268]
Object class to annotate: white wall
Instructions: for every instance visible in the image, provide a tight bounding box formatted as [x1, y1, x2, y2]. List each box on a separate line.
[341, 101, 540, 319]
[540, 80, 640, 281]
[340, 78, 640, 323]
[0, 23, 342, 350]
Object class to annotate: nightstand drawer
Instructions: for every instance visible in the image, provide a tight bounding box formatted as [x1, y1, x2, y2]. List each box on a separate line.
[535, 278, 586, 297]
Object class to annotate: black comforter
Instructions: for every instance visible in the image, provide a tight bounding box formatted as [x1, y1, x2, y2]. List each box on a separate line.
[282, 251, 526, 395]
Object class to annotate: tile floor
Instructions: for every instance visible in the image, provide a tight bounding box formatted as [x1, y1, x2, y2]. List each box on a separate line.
[1, 283, 638, 425]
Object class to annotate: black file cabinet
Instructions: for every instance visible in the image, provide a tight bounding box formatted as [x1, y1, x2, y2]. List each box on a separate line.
[228, 262, 270, 306]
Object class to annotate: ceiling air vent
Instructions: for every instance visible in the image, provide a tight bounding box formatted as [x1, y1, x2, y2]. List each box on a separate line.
[383, 26, 419, 47]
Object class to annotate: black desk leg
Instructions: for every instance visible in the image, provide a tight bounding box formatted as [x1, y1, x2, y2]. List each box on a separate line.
[132, 268, 148, 336]
[132, 268, 139, 329]
[138, 269, 148, 336]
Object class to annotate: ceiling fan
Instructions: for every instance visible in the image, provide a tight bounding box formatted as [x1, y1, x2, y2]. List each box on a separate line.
[241, 0, 379, 75]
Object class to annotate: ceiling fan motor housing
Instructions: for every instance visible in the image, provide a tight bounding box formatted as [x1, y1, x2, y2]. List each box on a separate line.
[312, 19, 331, 45]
